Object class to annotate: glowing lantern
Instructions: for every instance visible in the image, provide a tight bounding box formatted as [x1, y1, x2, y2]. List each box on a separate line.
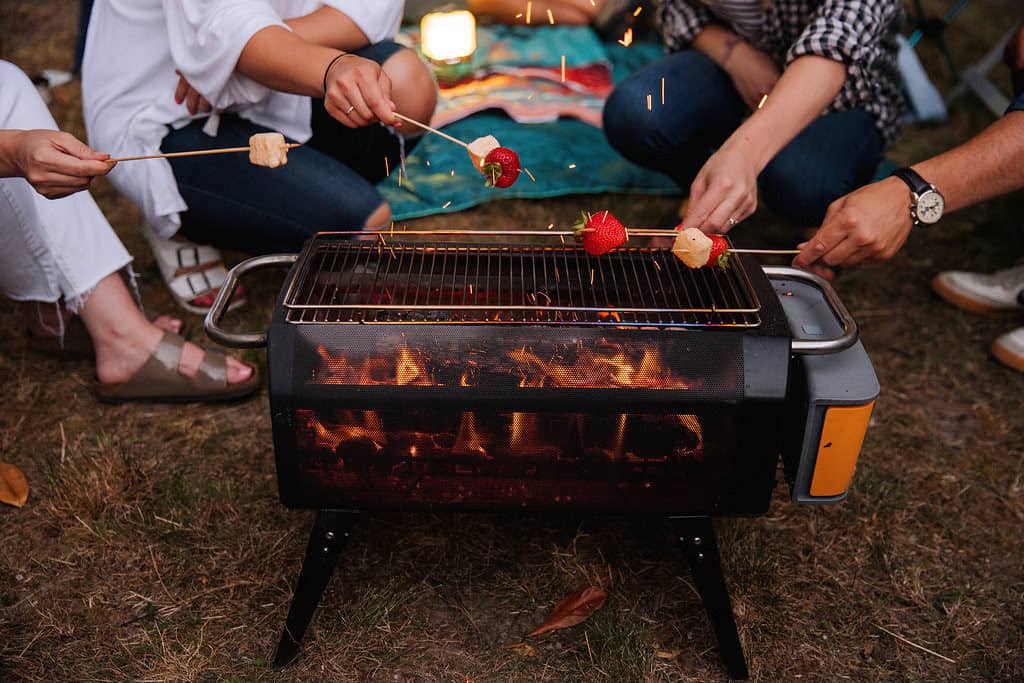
[420, 10, 477, 64]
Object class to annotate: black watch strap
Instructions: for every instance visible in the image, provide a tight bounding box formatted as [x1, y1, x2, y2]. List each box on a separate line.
[893, 167, 932, 195]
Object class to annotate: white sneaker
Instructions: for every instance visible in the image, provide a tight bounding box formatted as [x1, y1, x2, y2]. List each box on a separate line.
[992, 327, 1024, 374]
[931, 264, 1024, 315]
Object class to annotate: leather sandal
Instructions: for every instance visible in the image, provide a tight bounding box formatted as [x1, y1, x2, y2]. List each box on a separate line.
[143, 224, 247, 315]
[93, 332, 260, 404]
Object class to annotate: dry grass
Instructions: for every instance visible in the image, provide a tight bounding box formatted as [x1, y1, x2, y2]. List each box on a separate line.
[2, 2, 1024, 681]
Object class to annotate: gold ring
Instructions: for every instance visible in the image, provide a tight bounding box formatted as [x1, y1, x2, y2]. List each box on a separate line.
[345, 105, 355, 114]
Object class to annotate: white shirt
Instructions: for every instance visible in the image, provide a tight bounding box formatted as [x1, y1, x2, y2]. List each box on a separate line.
[82, 0, 403, 238]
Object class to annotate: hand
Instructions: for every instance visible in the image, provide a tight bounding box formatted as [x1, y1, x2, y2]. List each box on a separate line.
[682, 139, 759, 234]
[174, 70, 212, 116]
[792, 176, 913, 280]
[723, 42, 781, 111]
[323, 54, 395, 128]
[12, 130, 114, 199]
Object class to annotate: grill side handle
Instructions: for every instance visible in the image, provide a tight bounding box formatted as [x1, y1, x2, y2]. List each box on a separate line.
[204, 253, 298, 348]
[763, 266, 858, 354]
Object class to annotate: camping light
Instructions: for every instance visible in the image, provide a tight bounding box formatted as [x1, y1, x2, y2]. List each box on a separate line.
[420, 10, 477, 64]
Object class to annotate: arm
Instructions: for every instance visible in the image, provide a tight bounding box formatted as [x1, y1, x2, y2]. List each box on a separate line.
[793, 111, 1024, 278]
[0, 130, 113, 199]
[284, 6, 371, 50]
[692, 26, 782, 110]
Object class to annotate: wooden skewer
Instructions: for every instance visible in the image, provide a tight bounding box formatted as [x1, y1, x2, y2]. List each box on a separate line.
[392, 113, 469, 149]
[109, 143, 301, 163]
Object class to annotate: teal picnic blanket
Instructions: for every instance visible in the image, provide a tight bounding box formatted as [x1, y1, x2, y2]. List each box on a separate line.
[380, 26, 678, 221]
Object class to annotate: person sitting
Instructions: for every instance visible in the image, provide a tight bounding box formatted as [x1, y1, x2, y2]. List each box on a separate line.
[81, 0, 437, 313]
[792, 24, 1024, 374]
[0, 60, 258, 402]
[602, 0, 905, 233]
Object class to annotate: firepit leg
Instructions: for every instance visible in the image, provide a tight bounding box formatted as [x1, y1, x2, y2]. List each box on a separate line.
[670, 515, 749, 680]
[273, 510, 358, 667]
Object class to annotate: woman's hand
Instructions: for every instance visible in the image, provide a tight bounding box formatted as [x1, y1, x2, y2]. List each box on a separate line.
[323, 54, 395, 128]
[723, 42, 781, 111]
[6, 130, 114, 199]
[174, 70, 212, 115]
[682, 139, 759, 234]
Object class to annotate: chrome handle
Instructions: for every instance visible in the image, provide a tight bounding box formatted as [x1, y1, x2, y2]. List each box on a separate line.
[763, 266, 858, 354]
[203, 253, 298, 348]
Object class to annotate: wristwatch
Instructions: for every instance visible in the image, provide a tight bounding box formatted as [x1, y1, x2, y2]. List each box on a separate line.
[893, 167, 945, 225]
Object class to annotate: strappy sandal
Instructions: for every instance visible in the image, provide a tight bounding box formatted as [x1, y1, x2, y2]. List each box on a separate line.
[142, 224, 247, 315]
[93, 332, 260, 404]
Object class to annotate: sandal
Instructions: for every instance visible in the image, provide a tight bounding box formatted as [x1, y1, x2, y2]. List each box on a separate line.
[93, 332, 260, 404]
[142, 224, 247, 315]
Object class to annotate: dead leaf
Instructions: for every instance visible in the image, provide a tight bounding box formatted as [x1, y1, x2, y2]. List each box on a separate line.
[527, 586, 607, 637]
[0, 462, 29, 508]
[502, 641, 537, 657]
[654, 649, 681, 660]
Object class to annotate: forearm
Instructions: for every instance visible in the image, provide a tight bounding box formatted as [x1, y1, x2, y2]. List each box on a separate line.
[0, 131, 24, 177]
[284, 6, 370, 50]
[725, 55, 845, 170]
[913, 111, 1024, 213]
[236, 26, 341, 97]
[691, 25, 742, 68]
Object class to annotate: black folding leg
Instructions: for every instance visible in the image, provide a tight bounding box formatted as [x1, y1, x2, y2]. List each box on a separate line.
[670, 516, 749, 680]
[273, 510, 359, 667]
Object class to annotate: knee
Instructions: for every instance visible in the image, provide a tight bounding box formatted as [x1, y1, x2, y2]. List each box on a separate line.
[760, 156, 852, 226]
[383, 48, 438, 125]
[364, 202, 392, 229]
[602, 79, 660, 156]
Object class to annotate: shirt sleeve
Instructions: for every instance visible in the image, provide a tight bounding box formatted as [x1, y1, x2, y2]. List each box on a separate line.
[786, 0, 903, 67]
[162, 0, 288, 110]
[657, 1, 715, 52]
[320, 0, 403, 44]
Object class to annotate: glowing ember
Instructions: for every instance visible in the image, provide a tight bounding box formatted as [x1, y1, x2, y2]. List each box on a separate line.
[618, 29, 633, 47]
[526, 1, 532, 23]
[547, 9, 554, 24]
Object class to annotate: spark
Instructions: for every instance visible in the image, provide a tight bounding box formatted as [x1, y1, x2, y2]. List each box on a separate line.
[426, 159, 431, 167]
[547, 9, 554, 24]
[384, 156, 390, 177]
[590, 0, 595, 5]
[397, 167, 403, 187]
[559, 235, 565, 244]
[568, 163, 577, 169]
[442, 201, 452, 208]
[526, 1, 532, 23]
[527, 93, 535, 100]
[654, 260, 661, 271]
[661, 77, 665, 105]
[515, 12, 522, 18]
[758, 93, 768, 109]
[450, 169, 455, 176]
[633, 6, 642, 16]
[547, 223, 554, 229]
[618, 28, 633, 47]
[646, 94, 652, 111]
[561, 55, 566, 82]
[590, 268, 595, 285]
[554, 265, 561, 282]
[523, 167, 537, 182]
[469, 284, 473, 294]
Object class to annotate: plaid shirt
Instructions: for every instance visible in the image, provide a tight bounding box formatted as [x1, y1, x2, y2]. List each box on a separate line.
[657, 0, 907, 144]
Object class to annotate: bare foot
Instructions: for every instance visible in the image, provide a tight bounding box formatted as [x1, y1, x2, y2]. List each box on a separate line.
[151, 314, 183, 334]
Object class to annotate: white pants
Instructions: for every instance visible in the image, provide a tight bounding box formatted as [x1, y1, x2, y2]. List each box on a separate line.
[0, 60, 130, 312]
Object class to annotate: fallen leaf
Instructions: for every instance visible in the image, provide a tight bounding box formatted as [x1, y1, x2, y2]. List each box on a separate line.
[0, 462, 29, 508]
[654, 649, 681, 660]
[502, 641, 537, 657]
[527, 586, 607, 637]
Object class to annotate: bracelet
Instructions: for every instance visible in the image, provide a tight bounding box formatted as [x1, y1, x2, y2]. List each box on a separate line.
[322, 52, 353, 96]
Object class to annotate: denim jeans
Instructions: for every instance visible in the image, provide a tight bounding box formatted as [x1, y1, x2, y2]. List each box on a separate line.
[603, 50, 884, 226]
[161, 41, 415, 255]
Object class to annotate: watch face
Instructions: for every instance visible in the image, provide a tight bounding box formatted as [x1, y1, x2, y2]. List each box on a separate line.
[917, 190, 945, 224]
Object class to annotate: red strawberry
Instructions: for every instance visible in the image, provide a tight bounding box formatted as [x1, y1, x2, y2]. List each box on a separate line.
[482, 147, 521, 188]
[706, 234, 730, 268]
[573, 210, 628, 256]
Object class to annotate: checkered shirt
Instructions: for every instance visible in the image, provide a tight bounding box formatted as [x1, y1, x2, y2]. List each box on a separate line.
[657, 0, 907, 144]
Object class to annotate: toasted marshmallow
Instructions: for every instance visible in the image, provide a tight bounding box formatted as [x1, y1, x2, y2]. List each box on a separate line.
[249, 133, 289, 168]
[467, 135, 500, 172]
[671, 227, 713, 268]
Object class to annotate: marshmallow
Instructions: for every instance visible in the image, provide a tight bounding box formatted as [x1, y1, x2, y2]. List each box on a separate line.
[249, 133, 289, 168]
[671, 228, 713, 268]
[467, 135, 500, 172]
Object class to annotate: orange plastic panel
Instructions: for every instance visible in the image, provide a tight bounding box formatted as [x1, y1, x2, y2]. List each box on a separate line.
[809, 402, 875, 497]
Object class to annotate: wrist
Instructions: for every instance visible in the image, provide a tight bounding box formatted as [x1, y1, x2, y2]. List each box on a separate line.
[0, 130, 28, 178]
[719, 36, 744, 70]
[321, 52, 354, 97]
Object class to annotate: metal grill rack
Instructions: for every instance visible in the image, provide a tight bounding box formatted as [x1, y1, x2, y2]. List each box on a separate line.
[282, 233, 762, 328]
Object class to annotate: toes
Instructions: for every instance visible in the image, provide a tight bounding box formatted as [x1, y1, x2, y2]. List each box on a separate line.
[225, 357, 254, 383]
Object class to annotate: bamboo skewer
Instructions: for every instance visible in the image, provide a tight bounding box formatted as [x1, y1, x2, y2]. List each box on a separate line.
[392, 113, 469, 149]
[109, 143, 301, 163]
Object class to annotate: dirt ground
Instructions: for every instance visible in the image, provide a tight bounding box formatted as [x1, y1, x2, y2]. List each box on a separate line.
[2, 2, 1023, 681]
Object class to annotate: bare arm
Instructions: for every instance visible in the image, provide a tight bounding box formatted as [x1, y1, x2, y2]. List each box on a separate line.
[284, 6, 370, 50]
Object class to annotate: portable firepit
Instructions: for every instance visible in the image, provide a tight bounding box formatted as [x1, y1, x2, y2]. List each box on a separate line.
[206, 231, 878, 679]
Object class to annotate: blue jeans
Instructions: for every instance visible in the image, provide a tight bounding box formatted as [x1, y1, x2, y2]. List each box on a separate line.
[603, 50, 883, 226]
[162, 41, 413, 254]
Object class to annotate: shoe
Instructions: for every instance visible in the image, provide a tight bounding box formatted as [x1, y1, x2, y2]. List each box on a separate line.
[931, 264, 1024, 315]
[142, 224, 246, 315]
[93, 332, 260, 403]
[992, 327, 1024, 374]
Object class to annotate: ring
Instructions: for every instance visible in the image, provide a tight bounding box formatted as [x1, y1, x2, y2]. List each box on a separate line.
[345, 105, 355, 114]
[728, 217, 737, 227]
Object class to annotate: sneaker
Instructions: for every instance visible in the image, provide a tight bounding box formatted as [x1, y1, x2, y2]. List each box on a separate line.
[931, 264, 1024, 315]
[992, 327, 1024, 374]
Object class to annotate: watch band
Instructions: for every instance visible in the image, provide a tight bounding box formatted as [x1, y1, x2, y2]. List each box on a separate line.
[893, 167, 932, 196]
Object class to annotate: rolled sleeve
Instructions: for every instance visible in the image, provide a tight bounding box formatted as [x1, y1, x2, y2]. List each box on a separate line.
[321, 0, 403, 44]
[786, 0, 901, 67]
[657, 1, 715, 52]
[162, 0, 288, 110]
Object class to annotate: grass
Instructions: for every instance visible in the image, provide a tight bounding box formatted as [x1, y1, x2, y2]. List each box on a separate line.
[2, 1, 1024, 681]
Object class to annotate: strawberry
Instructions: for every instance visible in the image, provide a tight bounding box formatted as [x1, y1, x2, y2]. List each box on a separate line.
[706, 234, 730, 268]
[573, 210, 628, 256]
[482, 147, 521, 188]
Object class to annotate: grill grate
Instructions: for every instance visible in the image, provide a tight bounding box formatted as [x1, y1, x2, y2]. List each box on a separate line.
[283, 234, 762, 327]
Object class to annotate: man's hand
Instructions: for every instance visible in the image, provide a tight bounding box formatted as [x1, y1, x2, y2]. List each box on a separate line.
[723, 42, 781, 111]
[323, 54, 395, 128]
[792, 176, 913, 280]
[174, 70, 212, 116]
[10, 130, 114, 199]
